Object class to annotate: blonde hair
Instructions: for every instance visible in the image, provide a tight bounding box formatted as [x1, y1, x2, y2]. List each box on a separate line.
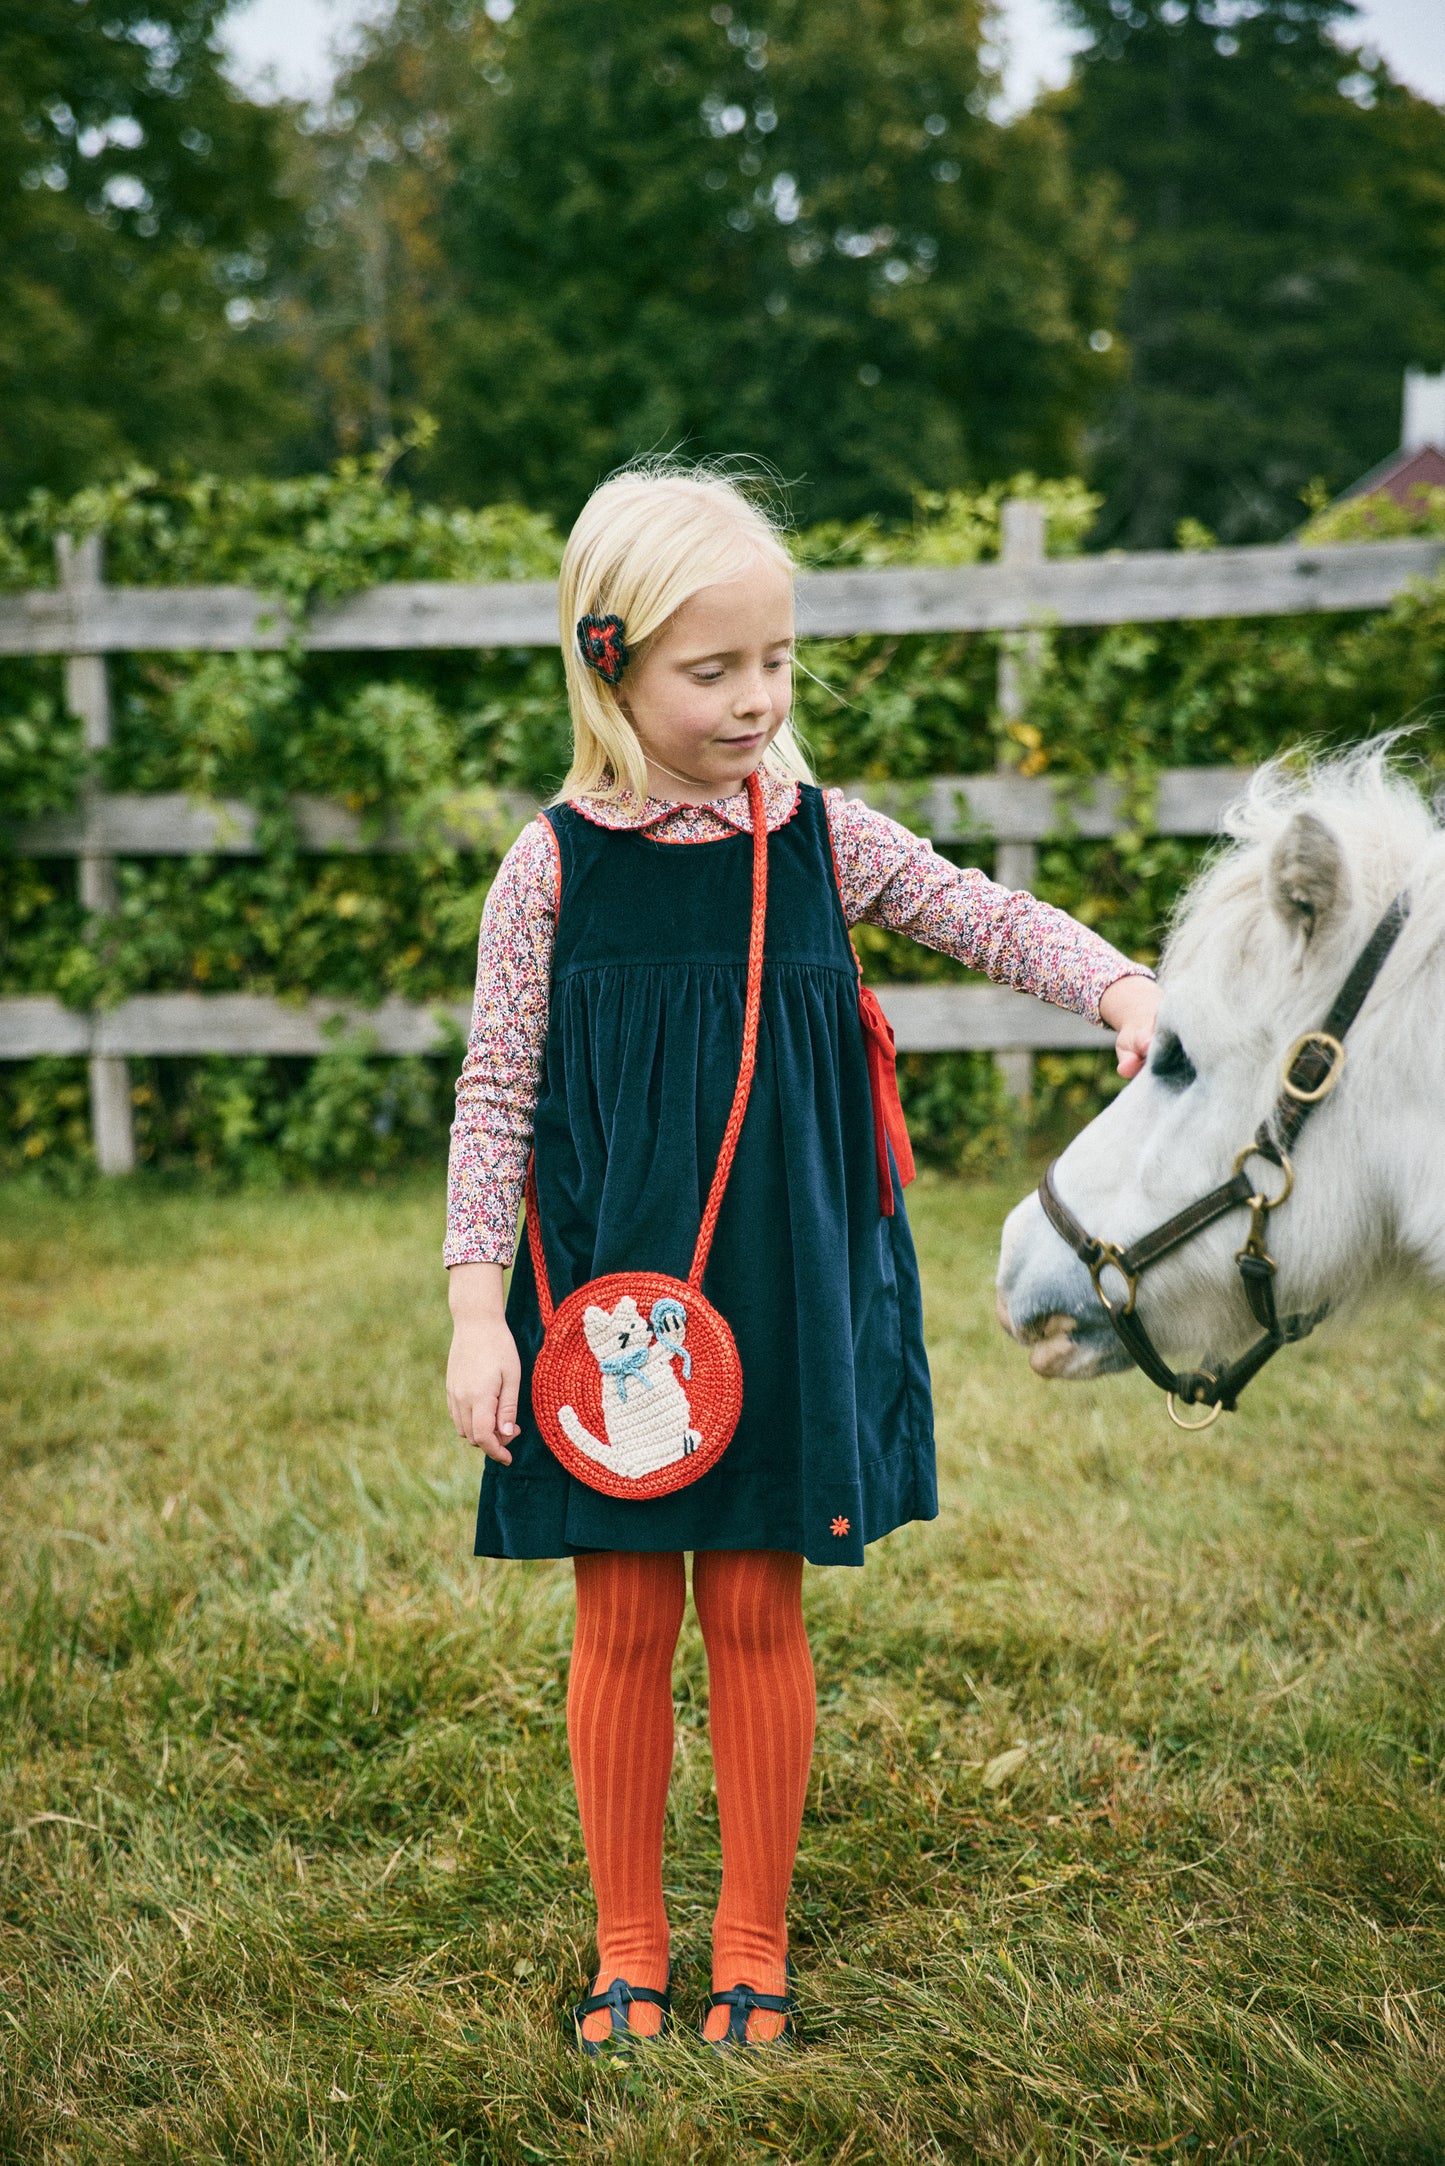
[556, 461, 814, 804]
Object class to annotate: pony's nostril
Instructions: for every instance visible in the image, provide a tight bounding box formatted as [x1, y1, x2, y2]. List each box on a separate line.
[1029, 1315, 1098, 1378]
[998, 1298, 1082, 1350]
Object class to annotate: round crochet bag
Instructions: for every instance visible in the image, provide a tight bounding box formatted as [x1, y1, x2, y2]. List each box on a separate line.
[524, 770, 769, 1500]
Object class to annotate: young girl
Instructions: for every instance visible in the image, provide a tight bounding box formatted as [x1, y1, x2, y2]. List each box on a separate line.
[444, 466, 1157, 2050]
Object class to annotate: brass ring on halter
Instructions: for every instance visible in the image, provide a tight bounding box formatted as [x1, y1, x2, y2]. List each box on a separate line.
[1166, 1390, 1224, 1432]
[1088, 1241, 1139, 1317]
[1280, 1030, 1347, 1104]
[1232, 1142, 1294, 1209]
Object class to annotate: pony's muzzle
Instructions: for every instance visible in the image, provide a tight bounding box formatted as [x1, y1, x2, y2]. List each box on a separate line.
[995, 1295, 1119, 1378]
[996, 1191, 1132, 1379]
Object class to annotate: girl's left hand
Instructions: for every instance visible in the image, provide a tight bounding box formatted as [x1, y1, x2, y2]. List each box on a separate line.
[1098, 973, 1159, 1079]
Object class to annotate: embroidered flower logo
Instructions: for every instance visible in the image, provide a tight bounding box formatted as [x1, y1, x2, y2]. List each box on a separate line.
[830, 1515, 851, 1538]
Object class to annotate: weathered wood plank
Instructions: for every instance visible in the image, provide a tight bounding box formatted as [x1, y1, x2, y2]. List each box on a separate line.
[0, 986, 1113, 1059]
[56, 534, 137, 1173]
[0, 994, 471, 1059]
[846, 765, 1252, 842]
[8, 789, 539, 857]
[1, 539, 1438, 655]
[0, 997, 92, 1057]
[15, 795, 260, 856]
[794, 538, 1445, 637]
[7, 769, 1252, 857]
[307, 580, 560, 650]
[0, 585, 287, 656]
[0, 579, 560, 655]
[877, 985, 1112, 1052]
[89, 993, 472, 1057]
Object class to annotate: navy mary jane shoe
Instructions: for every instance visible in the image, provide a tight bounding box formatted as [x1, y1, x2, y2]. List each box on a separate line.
[702, 1968, 796, 2049]
[572, 1972, 673, 2056]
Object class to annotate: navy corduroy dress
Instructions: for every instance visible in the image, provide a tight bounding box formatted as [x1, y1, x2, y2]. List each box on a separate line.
[474, 784, 937, 1568]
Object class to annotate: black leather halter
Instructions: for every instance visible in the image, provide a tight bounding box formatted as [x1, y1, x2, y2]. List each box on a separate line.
[1038, 894, 1410, 1429]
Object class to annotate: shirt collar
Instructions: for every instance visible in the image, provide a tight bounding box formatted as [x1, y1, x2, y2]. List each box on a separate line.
[570, 771, 800, 834]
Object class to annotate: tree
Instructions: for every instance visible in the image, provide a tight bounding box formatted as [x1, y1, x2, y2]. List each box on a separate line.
[0, 1, 313, 504]
[1056, 0, 1445, 545]
[319, 0, 1124, 522]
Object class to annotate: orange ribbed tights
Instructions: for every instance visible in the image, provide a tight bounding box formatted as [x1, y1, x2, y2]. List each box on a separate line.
[568, 1549, 815, 2043]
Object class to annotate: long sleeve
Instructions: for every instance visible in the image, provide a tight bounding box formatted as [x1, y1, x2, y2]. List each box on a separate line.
[444, 818, 559, 1267]
[824, 791, 1151, 1023]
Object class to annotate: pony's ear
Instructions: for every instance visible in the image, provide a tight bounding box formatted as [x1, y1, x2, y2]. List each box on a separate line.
[1267, 810, 1350, 942]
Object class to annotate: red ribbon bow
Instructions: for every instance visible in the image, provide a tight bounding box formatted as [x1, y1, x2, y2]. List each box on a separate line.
[857, 983, 916, 1216]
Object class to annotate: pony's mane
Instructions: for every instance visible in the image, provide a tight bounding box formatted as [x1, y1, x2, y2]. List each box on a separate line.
[1162, 742, 1445, 986]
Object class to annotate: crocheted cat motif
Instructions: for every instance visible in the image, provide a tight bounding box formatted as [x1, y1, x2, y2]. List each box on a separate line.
[557, 1293, 702, 1481]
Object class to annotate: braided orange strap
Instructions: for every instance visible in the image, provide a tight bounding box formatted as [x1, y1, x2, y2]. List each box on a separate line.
[525, 1153, 552, 1326]
[688, 769, 768, 1287]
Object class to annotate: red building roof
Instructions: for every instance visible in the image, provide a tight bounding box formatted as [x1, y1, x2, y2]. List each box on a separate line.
[1339, 442, 1445, 505]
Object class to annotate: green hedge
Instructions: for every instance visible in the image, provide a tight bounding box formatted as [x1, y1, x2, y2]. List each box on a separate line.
[2, 450, 1442, 1181]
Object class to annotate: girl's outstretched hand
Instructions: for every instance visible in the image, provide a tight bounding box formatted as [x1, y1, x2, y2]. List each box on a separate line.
[446, 1262, 521, 1462]
[1098, 973, 1160, 1080]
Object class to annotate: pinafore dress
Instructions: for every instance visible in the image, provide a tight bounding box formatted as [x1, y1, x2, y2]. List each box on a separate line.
[474, 783, 937, 1567]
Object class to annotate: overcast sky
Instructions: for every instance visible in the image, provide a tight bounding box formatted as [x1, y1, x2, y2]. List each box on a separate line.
[219, 0, 1445, 113]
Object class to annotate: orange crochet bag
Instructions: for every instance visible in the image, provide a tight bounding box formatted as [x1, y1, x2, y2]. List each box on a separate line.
[524, 771, 769, 1500]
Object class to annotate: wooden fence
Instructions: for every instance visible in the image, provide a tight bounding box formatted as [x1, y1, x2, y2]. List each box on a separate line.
[3, 514, 1441, 1171]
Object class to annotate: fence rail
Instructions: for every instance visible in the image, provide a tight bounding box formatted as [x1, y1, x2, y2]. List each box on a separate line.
[0, 536, 1438, 654]
[0, 764, 1244, 1072]
[0, 985, 1114, 1062]
[5, 767, 1246, 859]
[3, 512, 1435, 1168]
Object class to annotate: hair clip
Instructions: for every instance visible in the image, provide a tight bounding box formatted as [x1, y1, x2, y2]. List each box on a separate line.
[576, 613, 630, 686]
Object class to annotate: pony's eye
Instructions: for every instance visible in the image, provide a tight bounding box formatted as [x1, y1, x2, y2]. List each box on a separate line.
[1150, 1029, 1197, 1089]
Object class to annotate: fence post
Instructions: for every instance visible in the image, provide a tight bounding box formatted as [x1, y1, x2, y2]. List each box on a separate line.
[993, 499, 1047, 1104]
[57, 533, 135, 1174]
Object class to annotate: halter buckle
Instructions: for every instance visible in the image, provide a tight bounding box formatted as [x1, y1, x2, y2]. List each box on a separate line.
[1280, 1030, 1346, 1105]
[1088, 1242, 1139, 1318]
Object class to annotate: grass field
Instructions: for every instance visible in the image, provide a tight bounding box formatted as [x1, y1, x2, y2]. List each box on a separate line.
[2, 1171, 1445, 2163]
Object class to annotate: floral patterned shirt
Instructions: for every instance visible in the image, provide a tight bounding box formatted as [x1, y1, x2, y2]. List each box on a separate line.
[444, 772, 1149, 1265]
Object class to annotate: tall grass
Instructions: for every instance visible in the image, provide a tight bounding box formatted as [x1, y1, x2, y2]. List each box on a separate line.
[2, 1172, 1444, 2162]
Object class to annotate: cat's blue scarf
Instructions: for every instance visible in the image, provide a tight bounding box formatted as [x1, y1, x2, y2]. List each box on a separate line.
[599, 1346, 653, 1402]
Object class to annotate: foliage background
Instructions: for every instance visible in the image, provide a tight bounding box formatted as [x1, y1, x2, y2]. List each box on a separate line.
[4, 0, 1443, 538]
[305, 0, 1126, 525]
[1055, 0, 1445, 546]
[0, 0, 309, 500]
[2, 457, 1443, 1183]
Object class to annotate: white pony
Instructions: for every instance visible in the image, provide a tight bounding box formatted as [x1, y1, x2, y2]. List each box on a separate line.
[997, 747, 1445, 1387]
